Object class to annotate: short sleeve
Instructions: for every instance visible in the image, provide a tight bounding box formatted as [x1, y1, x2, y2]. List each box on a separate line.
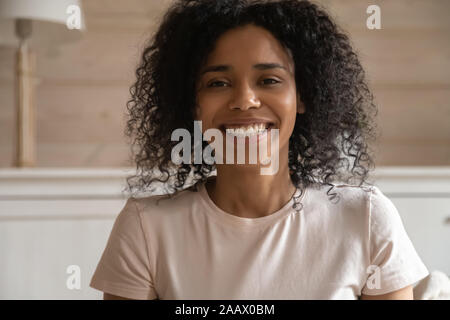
[361, 186, 430, 296]
[89, 197, 158, 300]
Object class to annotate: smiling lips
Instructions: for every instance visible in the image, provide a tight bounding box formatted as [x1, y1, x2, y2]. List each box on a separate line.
[220, 118, 275, 131]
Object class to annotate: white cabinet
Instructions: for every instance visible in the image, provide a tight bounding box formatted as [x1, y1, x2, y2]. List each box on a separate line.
[390, 198, 450, 275]
[372, 167, 450, 277]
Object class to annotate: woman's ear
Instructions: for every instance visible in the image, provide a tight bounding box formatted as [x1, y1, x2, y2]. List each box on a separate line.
[297, 94, 306, 114]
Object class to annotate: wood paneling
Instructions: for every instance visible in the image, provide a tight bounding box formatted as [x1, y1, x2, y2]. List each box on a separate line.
[322, 0, 450, 30]
[374, 88, 450, 142]
[373, 143, 450, 166]
[0, 0, 449, 167]
[36, 143, 131, 167]
[35, 85, 130, 143]
[354, 30, 450, 86]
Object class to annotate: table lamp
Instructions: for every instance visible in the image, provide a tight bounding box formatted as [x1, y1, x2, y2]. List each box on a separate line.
[0, 0, 86, 167]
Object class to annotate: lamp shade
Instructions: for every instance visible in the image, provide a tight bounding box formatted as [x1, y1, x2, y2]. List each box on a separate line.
[0, 0, 86, 47]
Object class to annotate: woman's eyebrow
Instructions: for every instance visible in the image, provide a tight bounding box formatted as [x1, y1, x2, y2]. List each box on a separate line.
[199, 63, 287, 75]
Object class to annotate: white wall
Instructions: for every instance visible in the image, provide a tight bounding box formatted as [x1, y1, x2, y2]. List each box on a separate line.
[0, 168, 133, 299]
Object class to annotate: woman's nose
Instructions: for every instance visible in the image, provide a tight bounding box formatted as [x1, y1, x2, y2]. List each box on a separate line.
[228, 83, 261, 111]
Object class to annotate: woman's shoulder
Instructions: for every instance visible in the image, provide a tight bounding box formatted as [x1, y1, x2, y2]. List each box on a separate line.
[129, 183, 202, 217]
[307, 182, 375, 202]
[331, 183, 389, 207]
[317, 183, 398, 220]
[304, 183, 385, 220]
[305, 183, 398, 236]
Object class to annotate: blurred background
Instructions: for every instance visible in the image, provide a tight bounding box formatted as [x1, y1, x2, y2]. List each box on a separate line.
[0, 0, 449, 167]
[0, 0, 449, 299]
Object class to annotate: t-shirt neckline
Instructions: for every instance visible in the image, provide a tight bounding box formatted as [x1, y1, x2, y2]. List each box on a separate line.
[198, 177, 308, 230]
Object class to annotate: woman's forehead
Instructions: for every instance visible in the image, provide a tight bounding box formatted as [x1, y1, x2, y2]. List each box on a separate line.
[203, 24, 295, 73]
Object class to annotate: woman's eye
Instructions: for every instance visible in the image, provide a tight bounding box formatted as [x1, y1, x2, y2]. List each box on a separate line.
[207, 81, 228, 88]
[207, 79, 280, 88]
[262, 78, 280, 85]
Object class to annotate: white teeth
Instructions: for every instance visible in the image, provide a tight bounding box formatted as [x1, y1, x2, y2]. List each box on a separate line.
[225, 123, 269, 136]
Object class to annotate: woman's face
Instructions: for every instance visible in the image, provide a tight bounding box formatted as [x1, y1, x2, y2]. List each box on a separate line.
[194, 23, 304, 162]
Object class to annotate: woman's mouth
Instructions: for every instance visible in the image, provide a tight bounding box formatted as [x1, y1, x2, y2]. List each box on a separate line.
[220, 123, 275, 137]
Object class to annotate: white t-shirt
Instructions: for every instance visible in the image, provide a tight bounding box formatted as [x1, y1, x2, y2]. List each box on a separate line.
[89, 179, 429, 299]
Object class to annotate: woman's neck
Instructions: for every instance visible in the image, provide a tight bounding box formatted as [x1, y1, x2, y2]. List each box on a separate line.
[205, 163, 296, 219]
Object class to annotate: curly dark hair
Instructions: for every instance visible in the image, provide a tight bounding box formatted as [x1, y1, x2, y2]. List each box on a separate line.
[123, 0, 379, 202]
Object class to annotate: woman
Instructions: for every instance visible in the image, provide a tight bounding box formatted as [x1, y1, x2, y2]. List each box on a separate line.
[90, 0, 429, 299]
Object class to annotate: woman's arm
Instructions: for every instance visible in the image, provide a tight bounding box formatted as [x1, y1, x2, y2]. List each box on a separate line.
[103, 292, 133, 300]
[359, 285, 414, 300]
[103, 292, 159, 300]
